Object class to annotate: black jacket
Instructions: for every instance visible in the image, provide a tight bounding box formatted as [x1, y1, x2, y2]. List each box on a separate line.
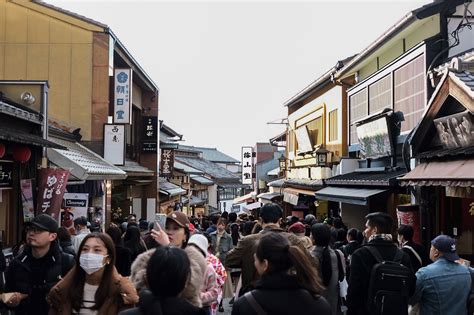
[115, 245, 133, 276]
[343, 240, 360, 258]
[119, 290, 205, 315]
[401, 240, 430, 272]
[232, 273, 331, 315]
[347, 238, 414, 315]
[4, 241, 75, 315]
[59, 240, 75, 257]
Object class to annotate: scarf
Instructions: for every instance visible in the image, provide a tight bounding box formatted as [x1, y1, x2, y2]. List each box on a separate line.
[368, 233, 393, 242]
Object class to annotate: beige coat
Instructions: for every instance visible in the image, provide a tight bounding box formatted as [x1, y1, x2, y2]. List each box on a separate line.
[130, 245, 207, 307]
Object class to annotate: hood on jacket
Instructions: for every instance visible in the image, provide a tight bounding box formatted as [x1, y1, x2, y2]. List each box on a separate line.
[130, 246, 207, 308]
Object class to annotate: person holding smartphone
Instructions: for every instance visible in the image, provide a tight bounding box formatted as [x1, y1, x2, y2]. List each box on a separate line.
[130, 211, 208, 308]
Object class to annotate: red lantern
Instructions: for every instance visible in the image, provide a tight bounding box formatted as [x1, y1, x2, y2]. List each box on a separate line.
[12, 145, 31, 163]
[0, 144, 5, 159]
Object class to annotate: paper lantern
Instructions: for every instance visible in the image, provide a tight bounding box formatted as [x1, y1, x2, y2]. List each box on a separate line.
[12, 145, 31, 163]
[0, 144, 5, 159]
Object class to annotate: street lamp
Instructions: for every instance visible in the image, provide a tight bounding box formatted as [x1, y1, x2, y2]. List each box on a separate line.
[314, 146, 329, 167]
[278, 156, 286, 177]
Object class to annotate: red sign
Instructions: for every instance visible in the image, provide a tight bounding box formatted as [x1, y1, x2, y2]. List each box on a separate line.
[397, 205, 421, 244]
[36, 168, 69, 220]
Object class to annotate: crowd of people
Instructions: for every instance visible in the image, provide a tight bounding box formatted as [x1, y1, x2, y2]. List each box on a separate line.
[0, 203, 472, 315]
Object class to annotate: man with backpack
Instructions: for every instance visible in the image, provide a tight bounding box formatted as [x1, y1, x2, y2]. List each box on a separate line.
[397, 224, 429, 272]
[409, 234, 471, 315]
[347, 212, 415, 315]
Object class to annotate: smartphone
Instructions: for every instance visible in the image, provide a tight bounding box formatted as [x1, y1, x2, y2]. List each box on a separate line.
[155, 213, 167, 230]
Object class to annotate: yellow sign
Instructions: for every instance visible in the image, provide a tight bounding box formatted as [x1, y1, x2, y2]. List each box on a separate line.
[469, 202, 474, 215]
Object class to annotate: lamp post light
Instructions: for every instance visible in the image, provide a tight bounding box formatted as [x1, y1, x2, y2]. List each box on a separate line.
[315, 146, 329, 167]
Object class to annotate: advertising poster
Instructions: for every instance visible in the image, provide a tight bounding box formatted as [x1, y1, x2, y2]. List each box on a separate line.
[396, 204, 421, 244]
[20, 179, 35, 222]
[36, 168, 70, 221]
[62, 193, 89, 234]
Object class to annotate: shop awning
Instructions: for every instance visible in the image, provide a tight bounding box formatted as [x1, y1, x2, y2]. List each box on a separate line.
[190, 175, 214, 186]
[283, 187, 317, 206]
[233, 192, 256, 204]
[0, 126, 66, 149]
[159, 177, 187, 197]
[118, 159, 154, 177]
[47, 137, 127, 180]
[244, 201, 263, 211]
[325, 168, 406, 187]
[399, 159, 474, 187]
[267, 167, 280, 176]
[315, 187, 388, 206]
[257, 192, 282, 201]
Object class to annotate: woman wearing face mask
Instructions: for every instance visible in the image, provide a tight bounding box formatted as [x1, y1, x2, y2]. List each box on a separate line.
[130, 211, 207, 308]
[48, 233, 138, 315]
[232, 232, 331, 315]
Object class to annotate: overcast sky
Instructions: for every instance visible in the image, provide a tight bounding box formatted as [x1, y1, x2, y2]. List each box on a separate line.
[49, 0, 429, 159]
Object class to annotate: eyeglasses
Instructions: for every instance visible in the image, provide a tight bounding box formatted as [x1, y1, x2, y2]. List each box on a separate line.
[25, 226, 49, 234]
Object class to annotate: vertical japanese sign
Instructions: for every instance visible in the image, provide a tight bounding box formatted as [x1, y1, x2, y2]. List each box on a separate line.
[160, 149, 174, 177]
[104, 124, 125, 165]
[241, 147, 253, 185]
[36, 168, 69, 221]
[20, 179, 35, 222]
[114, 68, 133, 124]
[141, 116, 158, 153]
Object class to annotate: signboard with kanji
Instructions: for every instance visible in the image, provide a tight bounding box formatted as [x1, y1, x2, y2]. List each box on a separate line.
[142, 116, 158, 153]
[0, 162, 13, 188]
[114, 68, 133, 124]
[160, 149, 174, 177]
[36, 168, 70, 221]
[104, 124, 126, 166]
[241, 146, 253, 185]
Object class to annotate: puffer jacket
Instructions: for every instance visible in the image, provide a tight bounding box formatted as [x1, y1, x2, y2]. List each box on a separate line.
[130, 245, 207, 307]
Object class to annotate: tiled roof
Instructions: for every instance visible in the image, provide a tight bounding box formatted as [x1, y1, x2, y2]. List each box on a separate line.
[179, 145, 239, 163]
[175, 156, 238, 180]
[118, 159, 154, 177]
[417, 146, 474, 159]
[268, 178, 285, 187]
[159, 177, 186, 196]
[451, 70, 474, 98]
[48, 137, 127, 180]
[285, 178, 324, 190]
[190, 175, 214, 185]
[174, 161, 203, 175]
[325, 168, 407, 187]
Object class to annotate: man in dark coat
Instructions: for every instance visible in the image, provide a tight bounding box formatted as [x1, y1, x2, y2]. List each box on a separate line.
[347, 212, 414, 315]
[4, 214, 75, 315]
[397, 224, 430, 272]
[225, 203, 304, 295]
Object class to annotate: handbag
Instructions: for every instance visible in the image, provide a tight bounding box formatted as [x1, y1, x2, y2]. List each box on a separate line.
[335, 249, 348, 312]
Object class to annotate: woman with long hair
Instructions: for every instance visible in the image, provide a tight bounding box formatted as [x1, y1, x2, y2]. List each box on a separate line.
[106, 226, 132, 276]
[48, 233, 138, 314]
[123, 225, 147, 263]
[130, 211, 207, 308]
[311, 223, 346, 315]
[119, 246, 204, 315]
[232, 232, 330, 315]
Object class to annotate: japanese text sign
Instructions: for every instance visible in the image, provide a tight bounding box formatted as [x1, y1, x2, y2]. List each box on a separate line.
[36, 168, 70, 221]
[241, 147, 253, 185]
[114, 68, 133, 124]
[0, 162, 13, 188]
[160, 149, 174, 177]
[141, 116, 158, 153]
[104, 124, 125, 165]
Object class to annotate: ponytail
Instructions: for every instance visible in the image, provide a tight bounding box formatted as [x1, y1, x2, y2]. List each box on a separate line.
[287, 245, 324, 296]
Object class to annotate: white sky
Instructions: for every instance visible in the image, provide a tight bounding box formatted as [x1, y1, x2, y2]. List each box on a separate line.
[48, 0, 429, 159]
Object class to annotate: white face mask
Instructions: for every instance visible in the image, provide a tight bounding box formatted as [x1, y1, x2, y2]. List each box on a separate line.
[80, 253, 107, 275]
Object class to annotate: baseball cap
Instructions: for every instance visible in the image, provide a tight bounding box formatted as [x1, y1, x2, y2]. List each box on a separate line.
[167, 211, 190, 229]
[26, 214, 58, 233]
[431, 235, 460, 262]
[188, 234, 208, 257]
[288, 222, 306, 234]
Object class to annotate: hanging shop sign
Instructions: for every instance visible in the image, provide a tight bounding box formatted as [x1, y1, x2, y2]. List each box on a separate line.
[104, 124, 126, 166]
[20, 179, 35, 222]
[241, 146, 253, 185]
[160, 149, 174, 177]
[141, 116, 158, 153]
[434, 110, 474, 149]
[0, 162, 12, 188]
[396, 204, 421, 244]
[114, 68, 133, 124]
[36, 168, 69, 221]
[356, 116, 393, 159]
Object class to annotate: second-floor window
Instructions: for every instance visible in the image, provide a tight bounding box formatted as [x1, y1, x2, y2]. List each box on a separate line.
[329, 109, 338, 142]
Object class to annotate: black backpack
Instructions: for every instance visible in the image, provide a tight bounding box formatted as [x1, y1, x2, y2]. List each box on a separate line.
[366, 246, 413, 315]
